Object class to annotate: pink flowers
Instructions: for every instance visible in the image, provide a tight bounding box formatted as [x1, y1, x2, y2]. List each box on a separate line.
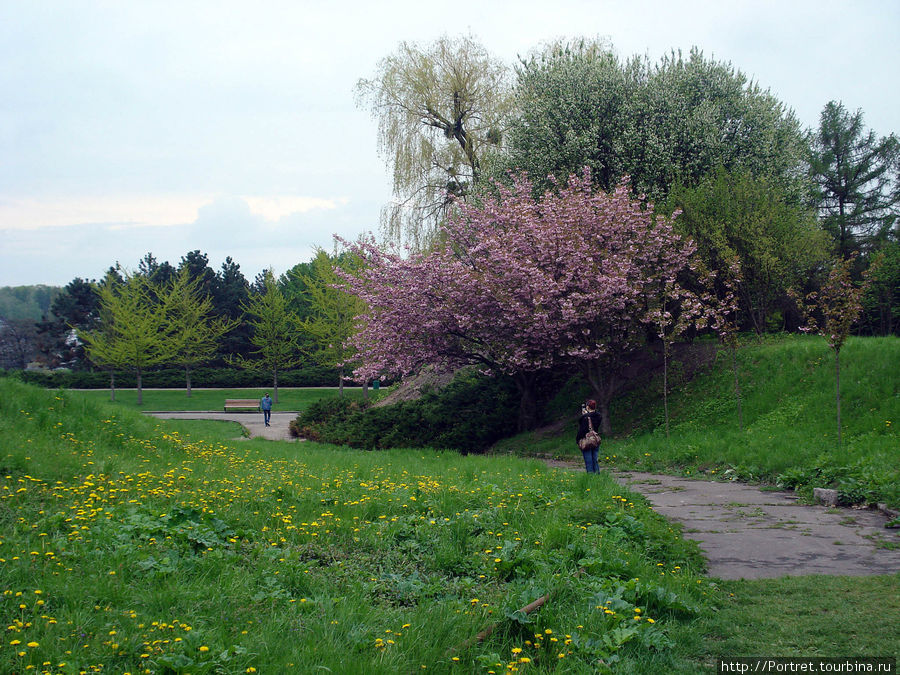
[338, 169, 710, 425]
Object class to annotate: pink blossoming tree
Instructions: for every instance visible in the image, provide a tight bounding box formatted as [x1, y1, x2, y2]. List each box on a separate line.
[340, 169, 710, 433]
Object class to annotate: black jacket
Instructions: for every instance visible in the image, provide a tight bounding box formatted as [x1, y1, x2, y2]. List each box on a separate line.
[576, 411, 603, 443]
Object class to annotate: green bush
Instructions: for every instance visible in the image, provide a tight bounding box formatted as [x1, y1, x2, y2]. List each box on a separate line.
[292, 371, 521, 451]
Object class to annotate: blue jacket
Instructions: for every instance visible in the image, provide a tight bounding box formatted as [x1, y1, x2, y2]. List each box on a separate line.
[260, 396, 273, 411]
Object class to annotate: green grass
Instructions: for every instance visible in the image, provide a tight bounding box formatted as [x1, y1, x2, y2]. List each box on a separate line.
[1, 378, 710, 673]
[71, 386, 378, 412]
[496, 335, 899, 508]
[665, 574, 900, 669]
[3, 334, 899, 673]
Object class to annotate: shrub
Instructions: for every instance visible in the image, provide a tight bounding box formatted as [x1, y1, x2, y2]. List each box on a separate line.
[292, 371, 521, 451]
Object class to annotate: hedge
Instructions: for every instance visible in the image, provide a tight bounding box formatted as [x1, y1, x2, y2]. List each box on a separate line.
[290, 370, 524, 452]
[2, 365, 342, 389]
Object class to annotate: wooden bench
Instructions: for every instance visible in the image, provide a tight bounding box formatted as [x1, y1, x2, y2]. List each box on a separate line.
[224, 399, 260, 411]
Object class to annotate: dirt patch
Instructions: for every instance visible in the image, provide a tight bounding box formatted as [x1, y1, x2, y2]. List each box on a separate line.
[372, 366, 460, 407]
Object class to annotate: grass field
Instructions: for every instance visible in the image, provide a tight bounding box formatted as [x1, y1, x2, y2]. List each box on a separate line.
[2, 333, 898, 672]
[1, 378, 715, 673]
[71, 386, 378, 412]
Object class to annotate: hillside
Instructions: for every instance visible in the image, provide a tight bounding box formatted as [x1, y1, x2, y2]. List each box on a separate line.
[496, 334, 900, 508]
[0, 377, 717, 672]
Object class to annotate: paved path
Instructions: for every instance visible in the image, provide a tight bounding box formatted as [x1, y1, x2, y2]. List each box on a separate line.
[145, 410, 298, 441]
[547, 461, 900, 580]
[143, 412, 900, 580]
[617, 471, 900, 579]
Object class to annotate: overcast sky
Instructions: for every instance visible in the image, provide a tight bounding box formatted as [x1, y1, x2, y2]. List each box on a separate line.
[2, 0, 898, 287]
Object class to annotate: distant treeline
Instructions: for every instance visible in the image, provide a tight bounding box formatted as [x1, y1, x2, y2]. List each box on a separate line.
[0, 285, 61, 321]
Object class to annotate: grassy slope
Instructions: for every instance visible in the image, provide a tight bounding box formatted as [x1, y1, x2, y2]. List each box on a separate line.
[2, 339, 898, 672]
[1, 378, 715, 674]
[496, 335, 899, 507]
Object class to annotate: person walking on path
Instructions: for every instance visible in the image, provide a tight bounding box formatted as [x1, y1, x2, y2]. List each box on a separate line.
[576, 399, 603, 473]
[260, 393, 273, 427]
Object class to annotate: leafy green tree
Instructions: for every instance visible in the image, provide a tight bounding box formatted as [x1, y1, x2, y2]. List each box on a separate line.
[279, 261, 315, 319]
[232, 269, 304, 403]
[79, 270, 173, 404]
[666, 169, 830, 333]
[503, 41, 808, 203]
[796, 256, 868, 448]
[0, 285, 61, 322]
[164, 268, 239, 396]
[296, 248, 366, 396]
[860, 243, 900, 336]
[356, 34, 511, 246]
[808, 101, 899, 257]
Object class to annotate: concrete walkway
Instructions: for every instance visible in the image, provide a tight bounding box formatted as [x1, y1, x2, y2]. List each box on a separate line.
[143, 411, 900, 580]
[145, 410, 299, 441]
[616, 470, 900, 579]
[546, 460, 900, 579]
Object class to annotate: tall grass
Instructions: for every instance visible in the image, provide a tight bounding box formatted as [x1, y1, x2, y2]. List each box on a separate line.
[1, 378, 711, 673]
[497, 335, 899, 507]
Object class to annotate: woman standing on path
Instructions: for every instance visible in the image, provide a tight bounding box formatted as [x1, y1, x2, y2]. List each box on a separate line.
[576, 399, 603, 473]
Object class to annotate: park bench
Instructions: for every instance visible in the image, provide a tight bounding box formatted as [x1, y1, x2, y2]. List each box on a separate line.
[224, 399, 260, 411]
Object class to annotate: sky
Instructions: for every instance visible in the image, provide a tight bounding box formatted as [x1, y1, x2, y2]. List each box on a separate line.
[2, 0, 898, 288]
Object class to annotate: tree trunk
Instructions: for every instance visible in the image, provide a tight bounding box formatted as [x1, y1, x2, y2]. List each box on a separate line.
[185, 366, 192, 398]
[136, 369, 143, 406]
[273, 366, 279, 405]
[582, 360, 617, 435]
[339, 366, 344, 398]
[662, 341, 670, 438]
[513, 372, 539, 432]
[835, 349, 842, 449]
[109, 370, 116, 402]
[731, 343, 744, 431]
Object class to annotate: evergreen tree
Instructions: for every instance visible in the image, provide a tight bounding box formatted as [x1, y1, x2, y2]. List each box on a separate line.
[231, 269, 304, 403]
[808, 101, 899, 257]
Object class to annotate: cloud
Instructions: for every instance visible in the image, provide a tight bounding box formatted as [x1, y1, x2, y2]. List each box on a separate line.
[0, 195, 213, 231]
[0, 192, 374, 286]
[0, 193, 345, 232]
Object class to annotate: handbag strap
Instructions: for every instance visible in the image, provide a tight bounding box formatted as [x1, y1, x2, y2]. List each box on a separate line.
[586, 415, 595, 434]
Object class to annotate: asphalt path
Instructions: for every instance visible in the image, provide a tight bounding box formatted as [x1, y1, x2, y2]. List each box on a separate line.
[546, 460, 900, 580]
[145, 410, 298, 441]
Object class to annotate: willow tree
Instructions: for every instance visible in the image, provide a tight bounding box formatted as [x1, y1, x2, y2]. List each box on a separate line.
[356, 34, 511, 247]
